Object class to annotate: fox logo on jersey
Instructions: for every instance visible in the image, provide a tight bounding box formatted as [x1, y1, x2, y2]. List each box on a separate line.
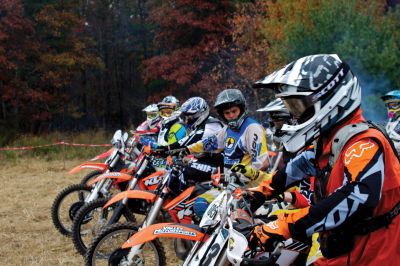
[344, 140, 376, 165]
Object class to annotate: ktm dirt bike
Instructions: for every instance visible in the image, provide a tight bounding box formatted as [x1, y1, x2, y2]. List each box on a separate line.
[51, 130, 139, 236]
[85, 155, 212, 266]
[120, 169, 309, 266]
[71, 152, 168, 255]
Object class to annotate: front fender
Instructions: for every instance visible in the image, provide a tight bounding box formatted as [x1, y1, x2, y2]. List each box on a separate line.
[87, 172, 132, 187]
[121, 223, 207, 249]
[69, 163, 109, 174]
[90, 147, 114, 161]
[103, 190, 156, 209]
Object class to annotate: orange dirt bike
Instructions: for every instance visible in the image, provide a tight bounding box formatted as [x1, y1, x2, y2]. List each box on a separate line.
[85, 154, 213, 266]
[51, 130, 141, 236]
[114, 170, 310, 266]
[71, 151, 169, 255]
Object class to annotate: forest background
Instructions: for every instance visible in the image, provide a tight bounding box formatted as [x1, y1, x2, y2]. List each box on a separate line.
[1, 0, 400, 146]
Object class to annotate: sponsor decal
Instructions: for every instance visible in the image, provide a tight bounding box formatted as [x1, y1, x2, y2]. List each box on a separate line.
[153, 226, 196, 237]
[144, 175, 162, 186]
[225, 137, 235, 149]
[266, 221, 279, 230]
[103, 172, 122, 177]
[250, 134, 258, 158]
[344, 140, 376, 165]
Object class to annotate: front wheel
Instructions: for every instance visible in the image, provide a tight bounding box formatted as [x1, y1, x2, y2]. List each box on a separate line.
[85, 222, 166, 266]
[72, 198, 136, 255]
[81, 170, 104, 185]
[51, 183, 92, 236]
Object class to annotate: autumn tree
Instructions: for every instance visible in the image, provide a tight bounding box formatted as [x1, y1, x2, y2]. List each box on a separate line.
[143, 0, 240, 104]
[0, 0, 41, 134]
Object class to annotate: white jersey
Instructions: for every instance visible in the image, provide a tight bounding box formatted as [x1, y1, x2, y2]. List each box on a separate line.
[386, 118, 400, 154]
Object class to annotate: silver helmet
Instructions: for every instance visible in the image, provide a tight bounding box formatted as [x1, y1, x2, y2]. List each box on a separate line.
[142, 104, 160, 129]
[254, 54, 361, 152]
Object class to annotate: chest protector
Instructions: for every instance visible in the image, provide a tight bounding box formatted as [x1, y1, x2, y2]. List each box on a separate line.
[316, 121, 400, 233]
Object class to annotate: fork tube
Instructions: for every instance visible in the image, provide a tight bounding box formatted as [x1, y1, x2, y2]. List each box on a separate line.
[85, 178, 107, 203]
[142, 196, 164, 228]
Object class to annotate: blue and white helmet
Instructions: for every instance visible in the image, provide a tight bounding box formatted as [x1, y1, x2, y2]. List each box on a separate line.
[180, 97, 210, 129]
[254, 54, 361, 152]
[142, 104, 160, 129]
[382, 90, 400, 121]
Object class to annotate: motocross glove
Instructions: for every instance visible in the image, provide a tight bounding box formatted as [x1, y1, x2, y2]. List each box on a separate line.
[248, 207, 309, 251]
[230, 163, 260, 181]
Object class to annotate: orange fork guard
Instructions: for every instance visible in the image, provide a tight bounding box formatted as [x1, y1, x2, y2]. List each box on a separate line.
[121, 223, 207, 249]
[103, 190, 156, 209]
[69, 163, 109, 174]
[87, 172, 133, 187]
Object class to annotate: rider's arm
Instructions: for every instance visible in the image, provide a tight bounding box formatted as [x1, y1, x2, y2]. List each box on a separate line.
[270, 149, 317, 193]
[187, 126, 227, 154]
[290, 138, 384, 239]
[243, 123, 269, 171]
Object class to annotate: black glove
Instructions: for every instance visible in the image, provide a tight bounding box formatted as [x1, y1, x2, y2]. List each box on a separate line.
[178, 147, 190, 158]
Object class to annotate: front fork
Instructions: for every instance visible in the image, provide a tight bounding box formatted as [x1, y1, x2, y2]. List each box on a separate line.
[106, 158, 148, 225]
[126, 193, 166, 264]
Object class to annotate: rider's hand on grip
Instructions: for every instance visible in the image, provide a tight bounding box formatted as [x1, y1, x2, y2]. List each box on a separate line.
[249, 218, 288, 252]
[249, 207, 310, 251]
[230, 163, 260, 181]
[178, 147, 190, 158]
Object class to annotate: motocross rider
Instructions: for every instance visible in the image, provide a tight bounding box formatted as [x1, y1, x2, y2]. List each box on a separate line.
[135, 104, 161, 144]
[184, 88, 270, 218]
[257, 98, 315, 209]
[381, 90, 400, 155]
[250, 54, 400, 265]
[159, 97, 224, 195]
[139, 96, 187, 148]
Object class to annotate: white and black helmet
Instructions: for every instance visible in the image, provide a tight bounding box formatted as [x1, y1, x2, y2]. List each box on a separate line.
[142, 104, 160, 129]
[214, 88, 247, 129]
[254, 54, 361, 152]
[180, 97, 210, 130]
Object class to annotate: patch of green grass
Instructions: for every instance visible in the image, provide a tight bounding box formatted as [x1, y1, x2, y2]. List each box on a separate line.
[0, 130, 113, 162]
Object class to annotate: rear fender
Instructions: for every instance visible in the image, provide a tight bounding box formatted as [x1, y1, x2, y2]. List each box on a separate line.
[87, 172, 132, 187]
[103, 190, 156, 209]
[69, 163, 109, 174]
[121, 223, 207, 249]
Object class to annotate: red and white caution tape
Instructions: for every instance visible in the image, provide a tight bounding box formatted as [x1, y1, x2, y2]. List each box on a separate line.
[0, 141, 111, 151]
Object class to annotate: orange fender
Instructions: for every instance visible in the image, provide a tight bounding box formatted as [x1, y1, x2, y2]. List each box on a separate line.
[164, 186, 195, 210]
[103, 190, 156, 209]
[69, 163, 109, 174]
[87, 172, 133, 187]
[121, 223, 207, 249]
[90, 148, 114, 161]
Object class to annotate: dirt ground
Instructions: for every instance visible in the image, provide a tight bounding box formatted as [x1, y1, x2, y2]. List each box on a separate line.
[0, 158, 178, 266]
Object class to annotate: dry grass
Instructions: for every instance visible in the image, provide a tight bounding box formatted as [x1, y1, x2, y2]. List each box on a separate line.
[0, 158, 179, 266]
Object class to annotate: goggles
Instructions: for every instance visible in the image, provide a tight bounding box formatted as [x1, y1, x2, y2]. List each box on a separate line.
[146, 112, 159, 120]
[385, 101, 400, 111]
[280, 96, 315, 123]
[159, 108, 174, 118]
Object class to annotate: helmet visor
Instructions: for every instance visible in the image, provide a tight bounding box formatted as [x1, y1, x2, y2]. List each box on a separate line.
[160, 108, 174, 118]
[281, 96, 315, 122]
